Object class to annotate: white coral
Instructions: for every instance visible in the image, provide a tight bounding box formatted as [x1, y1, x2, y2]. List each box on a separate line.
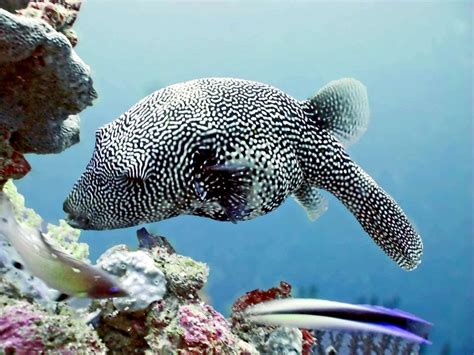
[97, 245, 167, 311]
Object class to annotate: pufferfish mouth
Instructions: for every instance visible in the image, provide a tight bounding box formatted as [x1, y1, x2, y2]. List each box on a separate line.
[65, 212, 92, 230]
[63, 200, 93, 230]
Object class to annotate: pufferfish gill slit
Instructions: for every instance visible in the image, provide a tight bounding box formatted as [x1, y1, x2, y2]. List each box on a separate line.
[63, 77, 423, 271]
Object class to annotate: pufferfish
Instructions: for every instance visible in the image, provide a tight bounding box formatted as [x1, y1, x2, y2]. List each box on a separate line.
[64, 77, 423, 270]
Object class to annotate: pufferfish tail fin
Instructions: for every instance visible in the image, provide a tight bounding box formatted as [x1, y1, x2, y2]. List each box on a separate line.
[295, 78, 369, 220]
[306, 78, 370, 146]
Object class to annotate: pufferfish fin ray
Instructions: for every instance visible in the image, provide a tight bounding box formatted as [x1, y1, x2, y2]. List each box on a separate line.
[194, 149, 253, 223]
[307, 78, 370, 146]
[293, 184, 328, 221]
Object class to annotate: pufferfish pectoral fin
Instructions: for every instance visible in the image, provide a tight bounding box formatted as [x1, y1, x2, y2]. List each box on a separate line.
[307, 78, 370, 146]
[293, 184, 328, 221]
[194, 149, 253, 223]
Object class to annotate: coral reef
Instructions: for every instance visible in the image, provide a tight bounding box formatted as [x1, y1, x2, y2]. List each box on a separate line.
[94, 230, 256, 353]
[0, 186, 428, 354]
[230, 281, 315, 354]
[266, 327, 303, 354]
[0, 295, 105, 353]
[150, 302, 254, 354]
[151, 241, 209, 300]
[0, 181, 90, 306]
[17, 0, 82, 47]
[97, 245, 167, 312]
[0, 1, 96, 186]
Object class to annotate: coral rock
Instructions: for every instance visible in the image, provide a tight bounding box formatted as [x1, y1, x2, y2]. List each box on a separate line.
[0, 296, 106, 353]
[0, 6, 96, 183]
[0, 0, 29, 13]
[265, 327, 303, 354]
[152, 243, 209, 299]
[231, 281, 316, 354]
[97, 245, 167, 312]
[147, 301, 257, 354]
[178, 304, 236, 349]
[17, 0, 82, 47]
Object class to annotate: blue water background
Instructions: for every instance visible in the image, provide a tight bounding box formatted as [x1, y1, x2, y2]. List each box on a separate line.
[16, 1, 472, 353]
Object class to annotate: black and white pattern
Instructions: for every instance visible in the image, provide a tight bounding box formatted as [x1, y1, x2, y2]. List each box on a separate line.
[63, 77, 423, 270]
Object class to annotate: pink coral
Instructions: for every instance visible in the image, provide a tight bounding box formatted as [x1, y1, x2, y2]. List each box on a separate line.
[0, 305, 45, 352]
[178, 303, 236, 352]
[0, 298, 105, 353]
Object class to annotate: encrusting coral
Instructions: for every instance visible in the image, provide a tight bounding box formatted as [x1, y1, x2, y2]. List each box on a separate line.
[0, 0, 96, 187]
[230, 281, 315, 354]
[0, 295, 106, 353]
[0, 183, 428, 353]
[94, 229, 258, 353]
[97, 245, 167, 312]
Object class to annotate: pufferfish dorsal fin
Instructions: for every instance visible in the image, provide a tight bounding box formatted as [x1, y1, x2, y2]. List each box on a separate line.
[193, 148, 253, 223]
[293, 184, 328, 221]
[307, 78, 370, 146]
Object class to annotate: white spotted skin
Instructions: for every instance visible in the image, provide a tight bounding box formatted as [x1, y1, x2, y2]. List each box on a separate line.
[65, 78, 306, 228]
[64, 77, 422, 270]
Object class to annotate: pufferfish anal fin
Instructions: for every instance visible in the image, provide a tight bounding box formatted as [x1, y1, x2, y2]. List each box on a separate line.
[306, 78, 370, 146]
[193, 149, 253, 223]
[293, 184, 328, 221]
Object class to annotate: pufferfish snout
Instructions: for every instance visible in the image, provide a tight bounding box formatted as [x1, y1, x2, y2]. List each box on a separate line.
[64, 77, 423, 270]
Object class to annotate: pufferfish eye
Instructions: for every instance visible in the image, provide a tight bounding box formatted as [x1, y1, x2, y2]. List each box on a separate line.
[114, 174, 145, 187]
[94, 174, 109, 187]
[126, 176, 145, 185]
